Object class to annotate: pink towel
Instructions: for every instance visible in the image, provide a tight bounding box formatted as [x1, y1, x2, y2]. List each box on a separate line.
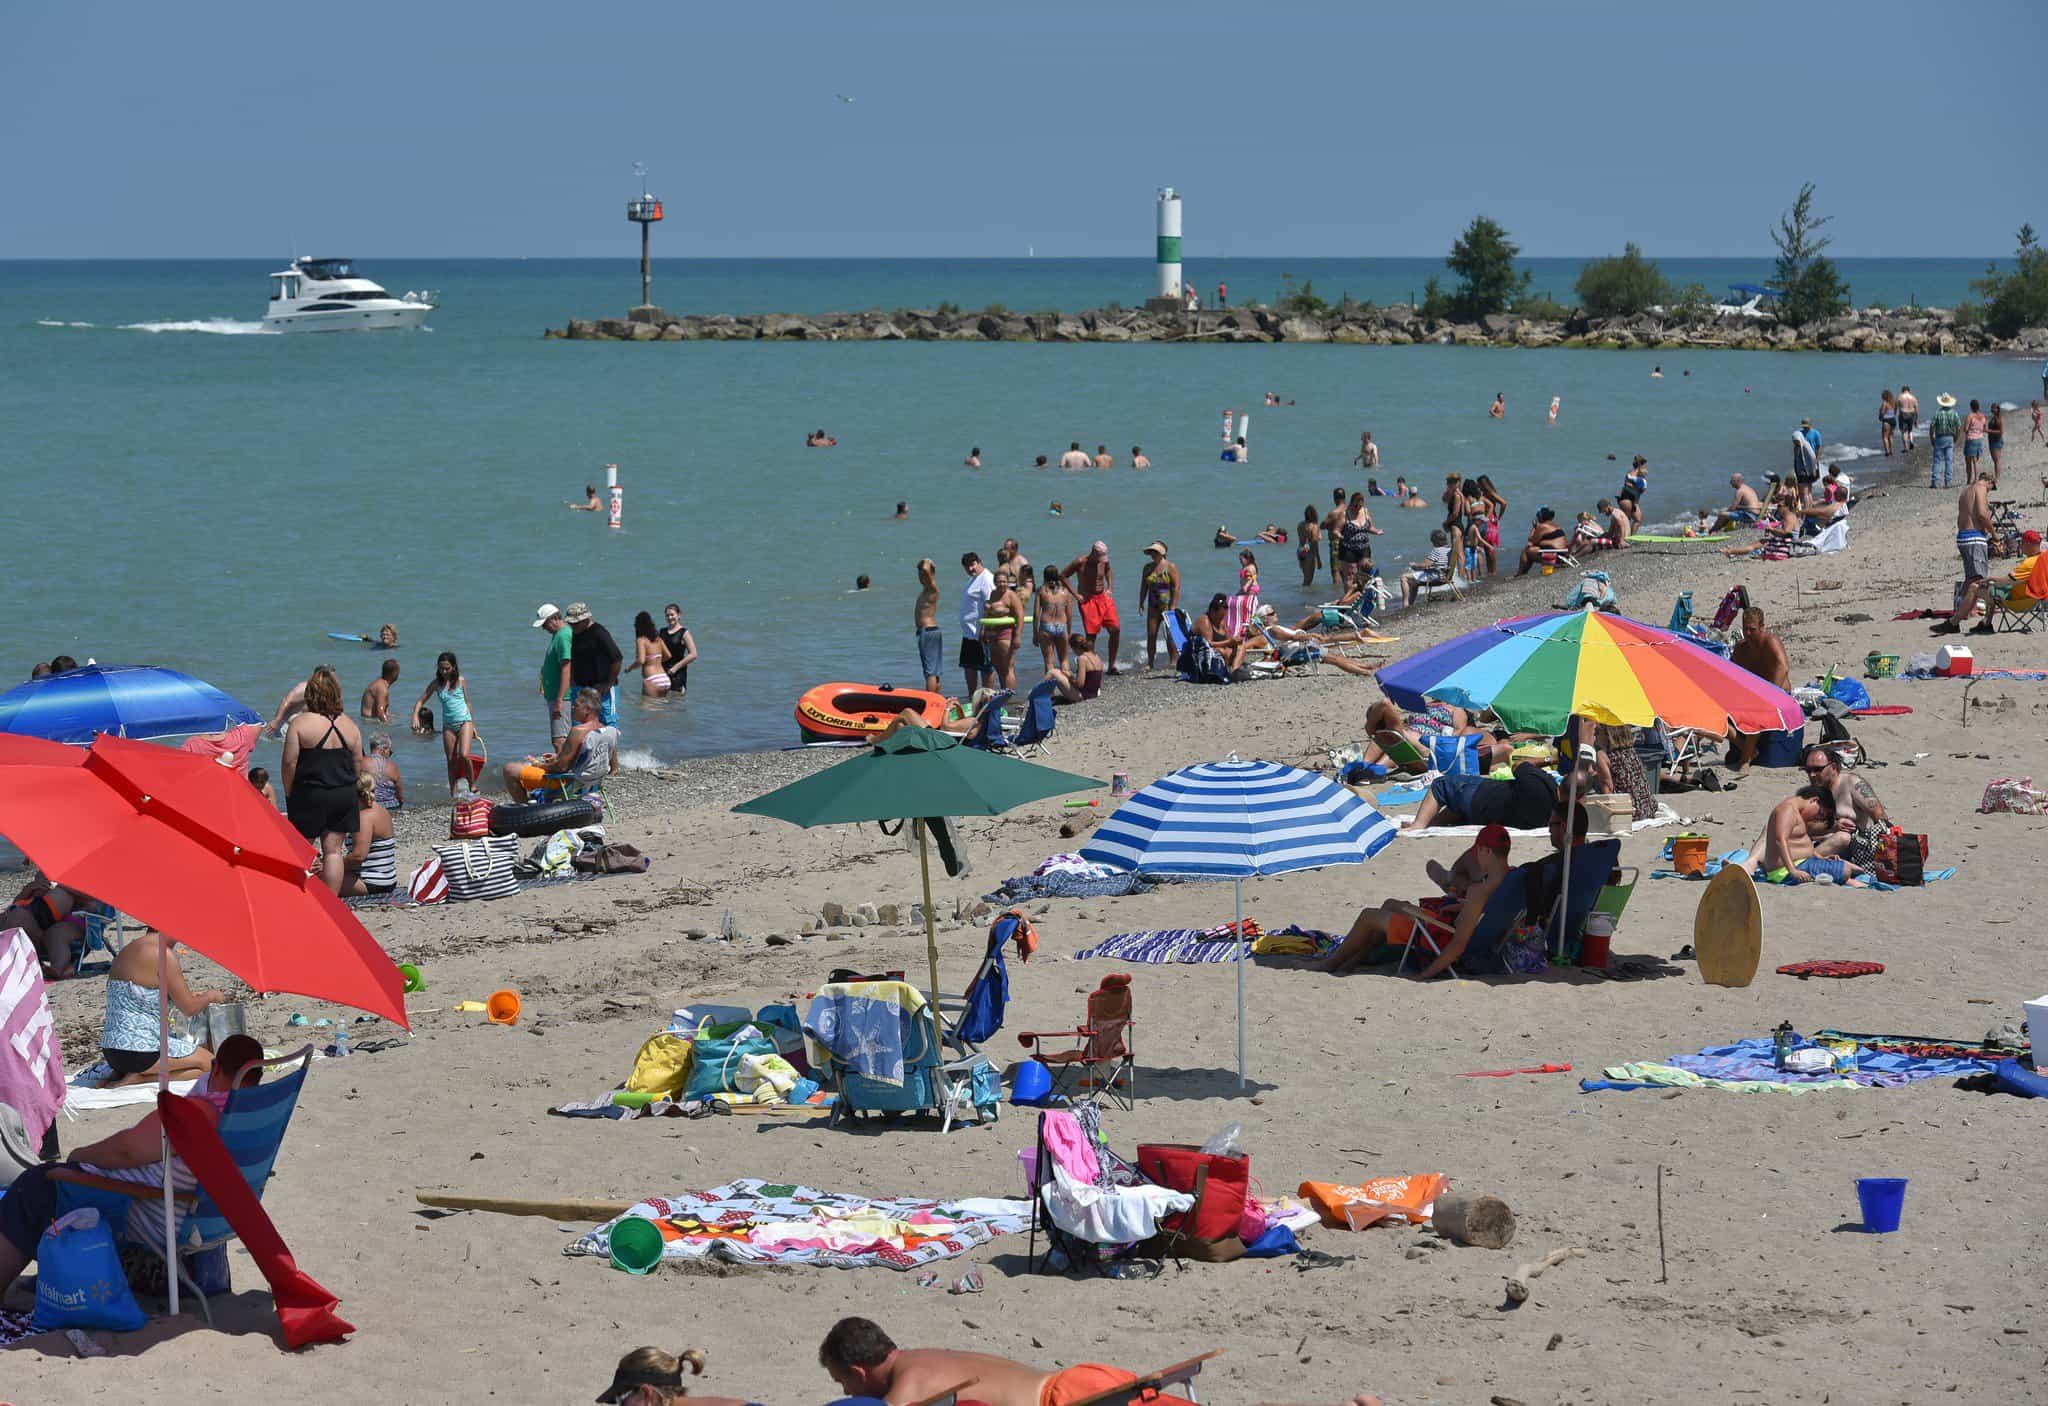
[1224, 592, 1258, 638]
[0, 929, 66, 1146]
[182, 723, 262, 770]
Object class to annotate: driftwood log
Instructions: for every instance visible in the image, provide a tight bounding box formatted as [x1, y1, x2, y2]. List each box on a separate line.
[1433, 1192, 1517, 1249]
[416, 1192, 637, 1220]
[1505, 1245, 1587, 1304]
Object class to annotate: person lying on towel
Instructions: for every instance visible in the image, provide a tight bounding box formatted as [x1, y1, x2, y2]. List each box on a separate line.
[820, 1316, 1196, 1406]
[0, 1035, 264, 1301]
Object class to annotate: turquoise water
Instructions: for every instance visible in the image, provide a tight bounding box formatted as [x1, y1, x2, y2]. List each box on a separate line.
[2, 258, 2033, 786]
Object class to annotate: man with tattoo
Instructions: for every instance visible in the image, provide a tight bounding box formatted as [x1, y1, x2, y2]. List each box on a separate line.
[1803, 745, 1891, 868]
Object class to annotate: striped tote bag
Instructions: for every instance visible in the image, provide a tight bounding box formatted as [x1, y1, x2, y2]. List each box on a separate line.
[428, 835, 523, 902]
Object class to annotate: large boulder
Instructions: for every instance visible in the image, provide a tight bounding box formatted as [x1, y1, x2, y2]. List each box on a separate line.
[1481, 312, 1516, 337]
[627, 305, 674, 325]
[1091, 323, 1132, 342]
[869, 321, 906, 341]
[594, 319, 634, 339]
[1051, 318, 1089, 342]
[1279, 317, 1328, 343]
[565, 319, 600, 340]
[627, 321, 660, 341]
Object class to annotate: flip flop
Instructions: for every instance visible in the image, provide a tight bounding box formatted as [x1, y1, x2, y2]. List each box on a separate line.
[915, 1271, 940, 1288]
[948, 1271, 985, 1295]
[1293, 1249, 1354, 1272]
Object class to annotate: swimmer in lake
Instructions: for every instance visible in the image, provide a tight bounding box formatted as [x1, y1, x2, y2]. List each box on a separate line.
[807, 429, 837, 447]
[964, 447, 981, 468]
[854, 575, 871, 591]
[894, 501, 908, 520]
[1048, 501, 1063, 516]
[568, 484, 602, 511]
[1489, 393, 1504, 419]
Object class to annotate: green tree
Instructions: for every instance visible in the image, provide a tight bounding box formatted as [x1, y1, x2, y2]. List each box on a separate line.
[1277, 276, 1329, 317]
[1444, 215, 1532, 321]
[1665, 282, 1714, 325]
[1770, 183, 1851, 325]
[1972, 224, 2048, 337]
[1575, 243, 1671, 318]
[1418, 276, 1453, 322]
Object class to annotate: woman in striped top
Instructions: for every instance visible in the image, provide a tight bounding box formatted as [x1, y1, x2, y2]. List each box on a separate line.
[344, 771, 399, 896]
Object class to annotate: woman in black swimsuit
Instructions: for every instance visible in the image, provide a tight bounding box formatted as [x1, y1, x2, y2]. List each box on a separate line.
[659, 601, 698, 696]
[281, 665, 362, 894]
[1336, 491, 1380, 591]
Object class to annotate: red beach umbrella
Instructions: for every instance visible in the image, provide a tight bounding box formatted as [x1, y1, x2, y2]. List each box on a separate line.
[0, 733, 407, 1026]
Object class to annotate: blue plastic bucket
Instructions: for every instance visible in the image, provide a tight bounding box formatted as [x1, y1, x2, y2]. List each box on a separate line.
[1855, 1177, 1907, 1233]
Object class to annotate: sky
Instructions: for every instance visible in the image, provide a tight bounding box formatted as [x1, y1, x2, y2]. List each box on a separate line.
[3, 0, 2033, 259]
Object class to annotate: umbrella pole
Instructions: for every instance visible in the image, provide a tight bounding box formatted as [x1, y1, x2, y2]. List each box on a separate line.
[917, 821, 945, 1060]
[157, 935, 178, 1317]
[1554, 745, 1583, 960]
[1234, 878, 1246, 1089]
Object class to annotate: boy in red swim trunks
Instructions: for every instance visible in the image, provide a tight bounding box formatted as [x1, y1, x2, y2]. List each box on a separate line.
[819, 1318, 1192, 1406]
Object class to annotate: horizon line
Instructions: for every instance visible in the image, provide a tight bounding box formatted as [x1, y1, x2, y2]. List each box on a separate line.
[0, 252, 2006, 264]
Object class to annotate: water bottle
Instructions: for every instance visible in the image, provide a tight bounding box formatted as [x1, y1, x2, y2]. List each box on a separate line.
[332, 1024, 351, 1059]
[1198, 1121, 1244, 1157]
[1772, 1021, 1795, 1070]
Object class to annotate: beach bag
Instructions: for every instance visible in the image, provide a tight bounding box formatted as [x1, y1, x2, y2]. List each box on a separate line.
[1176, 634, 1232, 686]
[1426, 733, 1481, 776]
[33, 1208, 146, 1333]
[429, 835, 522, 901]
[572, 842, 650, 875]
[1873, 828, 1929, 886]
[450, 795, 494, 839]
[1711, 585, 1749, 632]
[1827, 677, 1873, 711]
[1981, 777, 2048, 816]
[407, 856, 449, 905]
[1137, 1143, 1250, 1241]
[624, 1032, 695, 1098]
[681, 1024, 779, 1101]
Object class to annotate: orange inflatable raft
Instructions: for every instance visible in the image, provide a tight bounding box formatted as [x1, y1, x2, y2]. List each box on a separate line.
[795, 682, 950, 744]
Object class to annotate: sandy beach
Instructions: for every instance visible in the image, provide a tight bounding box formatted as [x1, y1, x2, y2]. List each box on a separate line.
[17, 414, 2048, 1406]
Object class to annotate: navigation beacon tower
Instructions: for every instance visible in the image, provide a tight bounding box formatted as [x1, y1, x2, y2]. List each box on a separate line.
[626, 162, 664, 310]
[1155, 188, 1183, 300]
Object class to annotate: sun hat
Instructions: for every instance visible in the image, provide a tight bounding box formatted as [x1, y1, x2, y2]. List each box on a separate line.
[1936, 393, 1957, 408]
[1145, 540, 1168, 556]
[1255, 603, 1277, 619]
[533, 603, 561, 628]
[563, 602, 593, 624]
[1475, 824, 1512, 853]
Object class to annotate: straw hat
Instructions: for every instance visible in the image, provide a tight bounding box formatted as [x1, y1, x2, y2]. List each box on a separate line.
[1936, 392, 1957, 409]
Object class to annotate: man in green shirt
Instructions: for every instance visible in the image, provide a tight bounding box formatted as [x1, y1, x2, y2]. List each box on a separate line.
[1927, 392, 1963, 489]
[534, 602, 574, 742]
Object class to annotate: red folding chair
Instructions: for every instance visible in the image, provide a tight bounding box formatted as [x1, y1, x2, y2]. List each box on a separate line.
[1017, 973, 1135, 1109]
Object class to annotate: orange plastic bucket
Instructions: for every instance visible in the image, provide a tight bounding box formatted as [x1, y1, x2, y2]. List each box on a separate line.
[486, 989, 522, 1025]
[1671, 835, 1710, 876]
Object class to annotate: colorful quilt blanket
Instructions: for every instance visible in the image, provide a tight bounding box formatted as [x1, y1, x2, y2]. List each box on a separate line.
[564, 1179, 1032, 1271]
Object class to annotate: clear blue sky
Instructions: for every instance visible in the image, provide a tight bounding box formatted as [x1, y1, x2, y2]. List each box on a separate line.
[4, 0, 2031, 259]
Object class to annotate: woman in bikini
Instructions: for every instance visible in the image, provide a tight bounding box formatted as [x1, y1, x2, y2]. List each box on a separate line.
[1140, 542, 1180, 670]
[1296, 504, 1322, 586]
[1237, 547, 1260, 604]
[627, 610, 673, 697]
[1878, 388, 1897, 458]
[411, 651, 478, 791]
[1033, 564, 1073, 677]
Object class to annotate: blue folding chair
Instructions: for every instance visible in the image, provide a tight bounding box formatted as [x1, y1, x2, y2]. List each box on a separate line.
[1012, 680, 1058, 756]
[808, 983, 1000, 1133]
[962, 688, 1015, 751]
[1393, 840, 1621, 974]
[52, 1046, 314, 1322]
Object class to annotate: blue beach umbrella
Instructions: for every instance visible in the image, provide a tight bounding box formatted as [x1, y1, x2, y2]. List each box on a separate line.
[1080, 756, 1398, 1087]
[0, 664, 261, 745]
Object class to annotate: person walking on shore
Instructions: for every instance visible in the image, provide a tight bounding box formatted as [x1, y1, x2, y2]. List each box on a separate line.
[1987, 402, 2006, 484]
[1963, 399, 1989, 484]
[1934, 475, 1995, 637]
[1928, 393, 1962, 488]
[914, 559, 942, 692]
[1878, 388, 1898, 457]
[567, 603, 624, 727]
[1061, 540, 1121, 674]
[412, 651, 479, 790]
[958, 551, 995, 696]
[282, 666, 361, 894]
[1898, 386, 1920, 451]
[1137, 541, 1180, 670]
[1336, 491, 1383, 593]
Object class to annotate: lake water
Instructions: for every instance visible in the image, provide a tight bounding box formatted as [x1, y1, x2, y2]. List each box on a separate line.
[3, 257, 2032, 789]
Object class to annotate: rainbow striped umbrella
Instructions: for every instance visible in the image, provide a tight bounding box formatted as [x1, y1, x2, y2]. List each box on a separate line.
[1376, 609, 1801, 737]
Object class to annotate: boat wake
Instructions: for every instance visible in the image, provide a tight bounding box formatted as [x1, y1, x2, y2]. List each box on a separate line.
[35, 319, 96, 328]
[120, 318, 277, 335]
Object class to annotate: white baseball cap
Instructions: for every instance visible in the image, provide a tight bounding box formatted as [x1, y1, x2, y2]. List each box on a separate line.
[533, 603, 562, 628]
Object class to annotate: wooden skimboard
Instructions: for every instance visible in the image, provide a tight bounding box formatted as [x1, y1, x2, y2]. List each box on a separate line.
[1693, 863, 1762, 987]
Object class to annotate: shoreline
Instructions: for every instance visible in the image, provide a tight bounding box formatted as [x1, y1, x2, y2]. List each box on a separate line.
[550, 300, 2048, 354]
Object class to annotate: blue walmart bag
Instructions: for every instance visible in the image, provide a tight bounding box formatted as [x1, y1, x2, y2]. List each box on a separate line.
[34, 1208, 146, 1332]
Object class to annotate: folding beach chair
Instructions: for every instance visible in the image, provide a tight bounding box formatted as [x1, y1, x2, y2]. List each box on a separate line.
[51, 1045, 314, 1323]
[1017, 972, 1136, 1109]
[1371, 729, 1433, 777]
[1064, 1351, 1219, 1406]
[1391, 840, 1622, 974]
[1162, 608, 1192, 665]
[811, 982, 999, 1133]
[1247, 620, 1320, 677]
[936, 908, 1034, 1057]
[961, 688, 1015, 751]
[1409, 565, 1465, 604]
[1990, 570, 2048, 634]
[1011, 679, 1058, 756]
[1025, 1102, 1164, 1275]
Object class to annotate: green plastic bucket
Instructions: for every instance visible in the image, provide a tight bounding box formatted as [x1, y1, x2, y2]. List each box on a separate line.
[608, 1216, 665, 1275]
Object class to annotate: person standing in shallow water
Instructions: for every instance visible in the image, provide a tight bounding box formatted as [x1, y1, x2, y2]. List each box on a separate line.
[913, 560, 941, 693]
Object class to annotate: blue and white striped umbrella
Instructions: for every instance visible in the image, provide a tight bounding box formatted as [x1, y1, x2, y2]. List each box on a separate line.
[1080, 757, 1397, 1086]
[1080, 757, 1398, 878]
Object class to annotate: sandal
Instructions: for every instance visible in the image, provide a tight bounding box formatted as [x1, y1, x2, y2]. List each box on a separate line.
[948, 1271, 985, 1295]
[1293, 1249, 1354, 1272]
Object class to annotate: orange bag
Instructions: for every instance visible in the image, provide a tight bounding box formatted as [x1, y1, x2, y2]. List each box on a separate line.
[1299, 1174, 1448, 1230]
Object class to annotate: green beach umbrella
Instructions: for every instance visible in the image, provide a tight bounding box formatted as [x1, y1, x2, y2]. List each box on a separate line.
[733, 725, 1102, 1052]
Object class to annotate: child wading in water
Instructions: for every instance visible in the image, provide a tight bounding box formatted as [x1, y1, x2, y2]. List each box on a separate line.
[412, 651, 479, 790]
[1034, 565, 1073, 677]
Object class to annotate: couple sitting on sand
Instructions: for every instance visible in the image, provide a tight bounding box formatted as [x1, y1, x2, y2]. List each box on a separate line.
[1738, 746, 1891, 885]
[593, 1318, 1380, 1406]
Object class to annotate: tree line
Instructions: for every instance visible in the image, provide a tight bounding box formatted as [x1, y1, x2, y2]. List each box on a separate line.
[1404, 184, 2046, 333]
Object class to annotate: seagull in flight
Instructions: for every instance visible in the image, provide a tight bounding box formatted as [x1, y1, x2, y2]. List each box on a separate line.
[835, 93, 856, 103]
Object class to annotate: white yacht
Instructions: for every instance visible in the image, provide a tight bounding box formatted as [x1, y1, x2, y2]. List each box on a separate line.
[263, 257, 433, 332]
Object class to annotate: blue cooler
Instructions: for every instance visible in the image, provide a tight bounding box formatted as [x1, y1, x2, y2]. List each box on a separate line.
[1755, 725, 1807, 768]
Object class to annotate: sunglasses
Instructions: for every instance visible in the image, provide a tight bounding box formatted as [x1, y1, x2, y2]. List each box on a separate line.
[1804, 763, 1831, 775]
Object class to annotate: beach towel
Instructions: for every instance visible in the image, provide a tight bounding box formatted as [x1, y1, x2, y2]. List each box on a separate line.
[1075, 921, 1291, 965]
[987, 869, 1161, 902]
[0, 1308, 35, 1349]
[1899, 668, 2048, 682]
[1585, 1036, 2003, 1094]
[804, 983, 926, 1086]
[1648, 847, 1956, 888]
[0, 929, 66, 1149]
[563, 1179, 1031, 1271]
